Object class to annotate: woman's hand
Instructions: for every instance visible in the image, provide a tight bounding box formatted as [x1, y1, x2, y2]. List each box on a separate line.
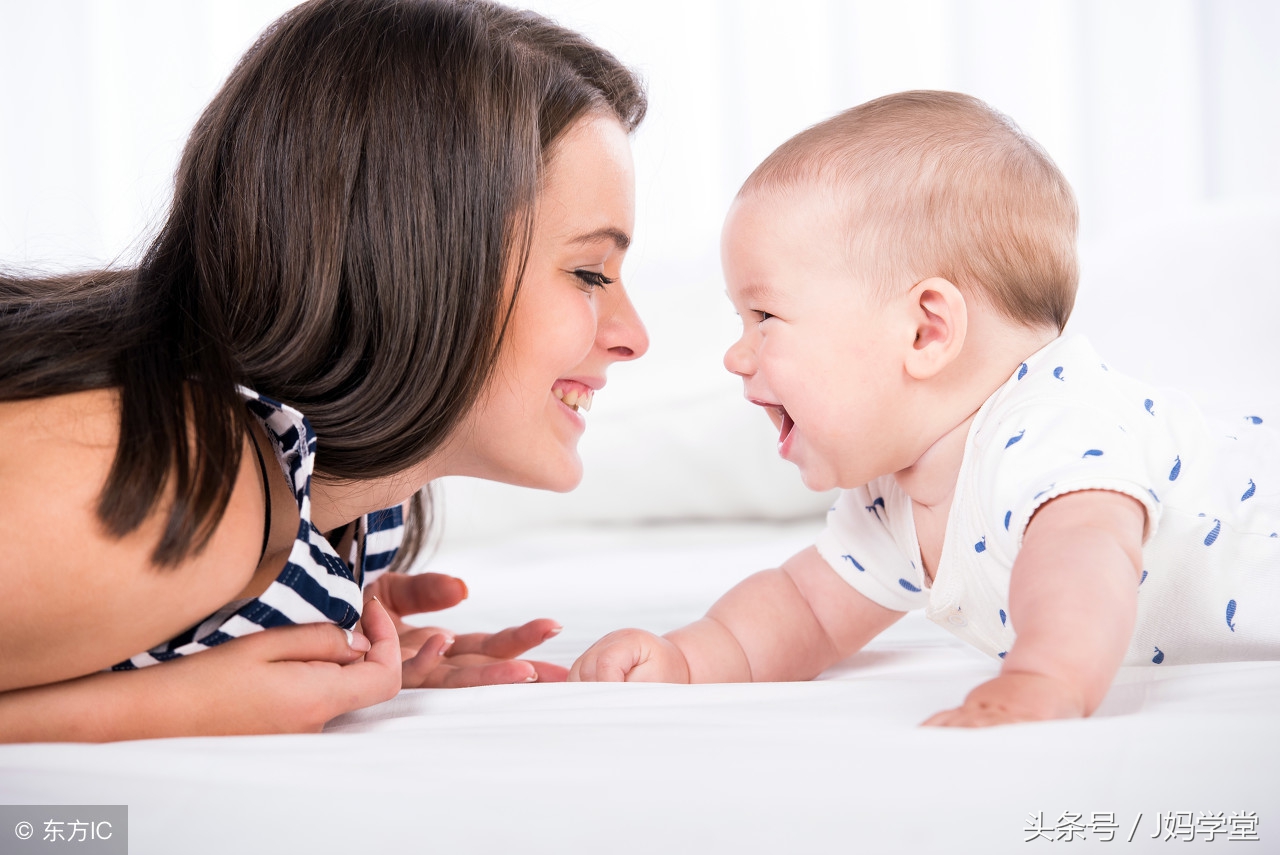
[363, 572, 568, 688]
[170, 596, 404, 734]
[0, 599, 402, 743]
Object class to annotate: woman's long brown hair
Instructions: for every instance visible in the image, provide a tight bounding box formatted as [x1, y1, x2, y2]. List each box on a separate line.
[0, 0, 646, 568]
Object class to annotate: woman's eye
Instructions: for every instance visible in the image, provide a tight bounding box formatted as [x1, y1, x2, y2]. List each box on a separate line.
[573, 269, 615, 290]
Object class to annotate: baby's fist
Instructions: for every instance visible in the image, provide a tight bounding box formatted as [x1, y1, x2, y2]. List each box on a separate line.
[568, 629, 691, 683]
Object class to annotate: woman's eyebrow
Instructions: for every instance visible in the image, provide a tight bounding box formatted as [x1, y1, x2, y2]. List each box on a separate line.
[569, 227, 631, 251]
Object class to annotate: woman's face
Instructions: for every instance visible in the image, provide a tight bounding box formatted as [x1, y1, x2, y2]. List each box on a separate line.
[439, 114, 648, 490]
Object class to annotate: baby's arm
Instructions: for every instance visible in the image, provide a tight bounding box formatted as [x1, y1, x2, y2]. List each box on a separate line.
[924, 490, 1145, 726]
[569, 546, 903, 683]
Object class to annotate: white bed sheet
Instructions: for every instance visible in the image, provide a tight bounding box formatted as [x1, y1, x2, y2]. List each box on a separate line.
[2, 520, 1277, 854]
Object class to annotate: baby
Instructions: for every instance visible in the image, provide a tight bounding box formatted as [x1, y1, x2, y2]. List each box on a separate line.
[570, 91, 1280, 726]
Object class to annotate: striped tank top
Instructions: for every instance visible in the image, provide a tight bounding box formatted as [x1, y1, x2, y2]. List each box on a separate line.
[113, 388, 404, 670]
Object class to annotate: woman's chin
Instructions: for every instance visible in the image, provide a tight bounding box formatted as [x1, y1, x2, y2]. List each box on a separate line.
[541, 460, 584, 492]
[515, 452, 584, 493]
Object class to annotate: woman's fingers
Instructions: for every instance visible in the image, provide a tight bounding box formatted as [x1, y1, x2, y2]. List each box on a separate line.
[327, 598, 402, 707]
[241, 621, 370, 665]
[425, 659, 538, 689]
[402, 650, 568, 689]
[357, 597, 403, 670]
[369, 572, 468, 617]
[400, 633, 455, 688]
[448, 618, 562, 659]
[190, 609, 402, 729]
[531, 660, 569, 683]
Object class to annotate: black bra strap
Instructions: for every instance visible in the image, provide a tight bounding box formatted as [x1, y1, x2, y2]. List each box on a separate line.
[251, 435, 273, 564]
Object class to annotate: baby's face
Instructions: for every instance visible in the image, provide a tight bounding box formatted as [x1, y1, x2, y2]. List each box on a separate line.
[721, 189, 916, 492]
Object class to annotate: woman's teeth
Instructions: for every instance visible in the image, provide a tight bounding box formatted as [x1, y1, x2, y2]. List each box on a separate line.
[556, 387, 593, 412]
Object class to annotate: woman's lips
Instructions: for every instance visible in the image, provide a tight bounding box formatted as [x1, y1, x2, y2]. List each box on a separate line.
[552, 379, 596, 412]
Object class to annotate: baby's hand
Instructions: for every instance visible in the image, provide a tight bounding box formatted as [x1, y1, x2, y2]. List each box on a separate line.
[568, 629, 691, 683]
[921, 671, 1087, 728]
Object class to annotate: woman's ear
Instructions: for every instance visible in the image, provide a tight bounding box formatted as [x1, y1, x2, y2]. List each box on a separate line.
[903, 277, 967, 380]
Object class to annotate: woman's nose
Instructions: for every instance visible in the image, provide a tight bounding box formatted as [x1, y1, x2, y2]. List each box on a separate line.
[601, 287, 649, 361]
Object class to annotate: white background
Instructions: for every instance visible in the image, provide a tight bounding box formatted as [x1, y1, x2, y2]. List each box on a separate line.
[3, 1, 1278, 542]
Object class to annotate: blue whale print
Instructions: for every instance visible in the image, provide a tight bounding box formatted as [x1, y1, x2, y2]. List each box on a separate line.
[898, 579, 922, 593]
[998, 651, 1007, 659]
[1005, 429, 1026, 449]
[1144, 398, 1155, 415]
[1017, 363, 1028, 380]
[974, 536, 987, 553]
[1004, 510, 1012, 531]
[1242, 479, 1256, 501]
[1148, 488, 1160, 504]
[1226, 599, 1238, 632]
[999, 608, 1007, 627]
[1082, 449, 1104, 458]
[1204, 519, 1221, 546]
[842, 554, 866, 572]
[1152, 647, 1165, 664]
[1140, 570, 1148, 585]
[1247, 416, 1264, 425]
[1053, 366, 1065, 381]
[865, 496, 886, 521]
[1169, 456, 1182, 481]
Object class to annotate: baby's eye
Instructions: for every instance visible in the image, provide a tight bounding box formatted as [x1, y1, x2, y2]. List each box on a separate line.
[756, 310, 775, 322]
[573, 269, 615, 291]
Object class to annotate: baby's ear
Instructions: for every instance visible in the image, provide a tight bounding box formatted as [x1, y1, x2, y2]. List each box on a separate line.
[903, 277, 967, 380]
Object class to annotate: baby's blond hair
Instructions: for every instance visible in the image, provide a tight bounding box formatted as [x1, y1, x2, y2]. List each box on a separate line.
[741, 91, 1078, 331]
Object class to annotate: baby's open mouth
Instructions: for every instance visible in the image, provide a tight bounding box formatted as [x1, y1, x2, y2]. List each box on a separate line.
[777, 406, 795, 445]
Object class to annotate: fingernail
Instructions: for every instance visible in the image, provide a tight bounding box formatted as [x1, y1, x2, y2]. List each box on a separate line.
[439, 635, 455, 654]
[544, 624, 563, 639]
[523, 672, 538, 683]
[455, 578, 469, 600]
[346, 629, 371, 652]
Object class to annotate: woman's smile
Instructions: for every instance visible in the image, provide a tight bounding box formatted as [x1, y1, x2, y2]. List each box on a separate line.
[437, 114, 648, 492]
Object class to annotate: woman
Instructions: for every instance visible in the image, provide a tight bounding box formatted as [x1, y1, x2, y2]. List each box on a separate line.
[0, 0, 648, 741]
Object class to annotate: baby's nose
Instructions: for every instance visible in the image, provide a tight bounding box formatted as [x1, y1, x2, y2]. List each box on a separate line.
[723, 337, 755, 377]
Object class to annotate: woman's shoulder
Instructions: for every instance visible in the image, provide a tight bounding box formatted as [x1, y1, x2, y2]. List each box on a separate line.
[0, 388, 268, 690]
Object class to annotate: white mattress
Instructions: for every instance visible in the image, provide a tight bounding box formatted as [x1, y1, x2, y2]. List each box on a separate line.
[2, 520, 1276, 854]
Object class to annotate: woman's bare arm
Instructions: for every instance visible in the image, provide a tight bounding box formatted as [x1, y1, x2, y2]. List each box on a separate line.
[0, 600, 402, 743]
[0, 389, 267, 691]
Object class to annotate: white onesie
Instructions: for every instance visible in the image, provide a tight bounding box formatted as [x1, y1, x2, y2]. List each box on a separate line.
[816, 335, 1280, 666]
